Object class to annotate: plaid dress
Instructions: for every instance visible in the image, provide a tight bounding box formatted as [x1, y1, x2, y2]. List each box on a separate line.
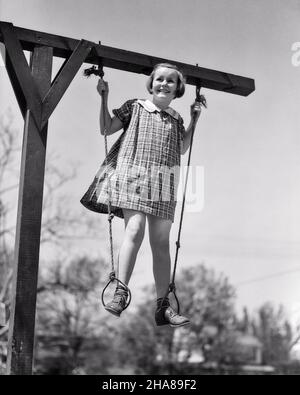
[80, 99, 185, 222]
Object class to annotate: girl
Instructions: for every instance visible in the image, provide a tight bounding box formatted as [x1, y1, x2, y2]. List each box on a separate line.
[81, 63, 201, 328]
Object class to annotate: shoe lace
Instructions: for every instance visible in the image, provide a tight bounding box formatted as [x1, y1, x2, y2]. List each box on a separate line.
[114, 292, 127, 306]
[167, 307, 178, 318]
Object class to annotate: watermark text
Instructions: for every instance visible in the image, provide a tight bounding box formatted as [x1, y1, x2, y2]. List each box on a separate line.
[94, 164, 205, 213]
[291, 42, 300, 67]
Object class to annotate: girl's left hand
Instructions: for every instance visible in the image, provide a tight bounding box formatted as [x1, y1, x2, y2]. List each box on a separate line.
[190, 101, 202, 122]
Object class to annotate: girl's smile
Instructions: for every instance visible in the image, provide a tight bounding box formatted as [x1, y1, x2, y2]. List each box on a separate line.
[152, 67, 178, 109]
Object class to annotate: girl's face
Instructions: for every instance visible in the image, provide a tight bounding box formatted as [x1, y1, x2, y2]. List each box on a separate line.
[152, 67, 178, 106]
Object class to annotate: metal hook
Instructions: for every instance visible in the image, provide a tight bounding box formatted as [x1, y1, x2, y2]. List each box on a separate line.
[83, 42, 104, 78]
[195, 63, 203, 102]
[196, 85, 202, 102]
[97, 41, 104, 79]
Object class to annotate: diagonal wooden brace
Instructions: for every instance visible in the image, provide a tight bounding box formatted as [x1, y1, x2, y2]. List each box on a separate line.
[0, 22, 42, 127]
[41, 39, 93, 128]
[5, 51, 27, 119]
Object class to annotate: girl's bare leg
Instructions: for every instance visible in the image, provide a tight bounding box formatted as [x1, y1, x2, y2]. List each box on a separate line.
[147, 214, 190, 327]
[118, 209, 146, 285]
[147, 214, 172, 299]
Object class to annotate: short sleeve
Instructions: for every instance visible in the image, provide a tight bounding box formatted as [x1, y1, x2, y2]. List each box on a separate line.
[112, 99, 136, 129]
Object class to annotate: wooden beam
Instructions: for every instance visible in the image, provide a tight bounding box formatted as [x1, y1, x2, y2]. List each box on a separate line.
[0, 21, 255, 96]
[6, 46, 52, 376]
[41, 39, 93, 128]
[0, 22, 42, 126]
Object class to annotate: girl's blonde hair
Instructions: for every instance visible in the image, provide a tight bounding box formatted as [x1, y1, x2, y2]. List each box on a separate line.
[146, 63, 186, 98]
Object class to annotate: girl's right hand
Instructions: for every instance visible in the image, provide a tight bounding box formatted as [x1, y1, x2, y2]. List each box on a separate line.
[97, 79, 109, 98]
[190, 101, 202, 122]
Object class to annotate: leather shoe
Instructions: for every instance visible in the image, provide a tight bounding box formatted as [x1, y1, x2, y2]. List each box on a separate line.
[104, 287, 128, 317]
[155, 298, 190, 328]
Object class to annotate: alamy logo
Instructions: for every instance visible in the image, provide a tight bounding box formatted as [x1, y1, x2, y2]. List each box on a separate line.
[0, 43, 5, 67]
[291, 42, 300, 67]
[94, 164, 205, 213]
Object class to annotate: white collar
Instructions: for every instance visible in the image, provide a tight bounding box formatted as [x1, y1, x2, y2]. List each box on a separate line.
[137, 99, 180, 120]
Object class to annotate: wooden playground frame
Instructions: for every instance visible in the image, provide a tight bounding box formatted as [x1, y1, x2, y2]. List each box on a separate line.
[0, 21, 255, 375]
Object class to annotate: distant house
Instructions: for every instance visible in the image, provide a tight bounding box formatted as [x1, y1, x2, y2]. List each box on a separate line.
[235, 333, 263, 365]
[290, 344, 300, 361]
[163, 327, 277, 374]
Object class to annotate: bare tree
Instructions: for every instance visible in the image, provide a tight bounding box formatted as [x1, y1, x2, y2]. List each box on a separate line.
[35, 255, 110, 374]
[252, 303, 300, 365]
[0, 112, 19, 331]
[0, 110, 105, 349]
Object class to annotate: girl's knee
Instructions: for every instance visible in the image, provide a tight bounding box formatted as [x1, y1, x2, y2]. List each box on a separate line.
[127, 224, 145, 244]
[148, 216, 171, 252]
[150, 234, 170, 252]
[123, 210, 146, 243]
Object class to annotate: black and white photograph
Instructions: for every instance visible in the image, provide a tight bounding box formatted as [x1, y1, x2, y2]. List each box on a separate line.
[0, 0, 299, 377]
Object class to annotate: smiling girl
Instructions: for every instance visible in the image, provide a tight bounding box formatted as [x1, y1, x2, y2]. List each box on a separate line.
[81, 63, 201, 327]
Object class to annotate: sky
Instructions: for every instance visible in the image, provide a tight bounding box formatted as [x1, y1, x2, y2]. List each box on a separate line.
[0, 0, 300, 321]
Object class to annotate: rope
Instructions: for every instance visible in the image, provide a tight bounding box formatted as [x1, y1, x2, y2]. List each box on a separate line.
[102, 95, 115, 274]
[99, 67, 131, 308]
[83, 58, 131, 309]
[101, 271, 132, 310]
[162, 82, 207, 313]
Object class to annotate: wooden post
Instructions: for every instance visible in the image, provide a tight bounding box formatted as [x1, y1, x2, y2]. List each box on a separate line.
[1, 22, 93, 375]
[6, 46, 52, 375]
